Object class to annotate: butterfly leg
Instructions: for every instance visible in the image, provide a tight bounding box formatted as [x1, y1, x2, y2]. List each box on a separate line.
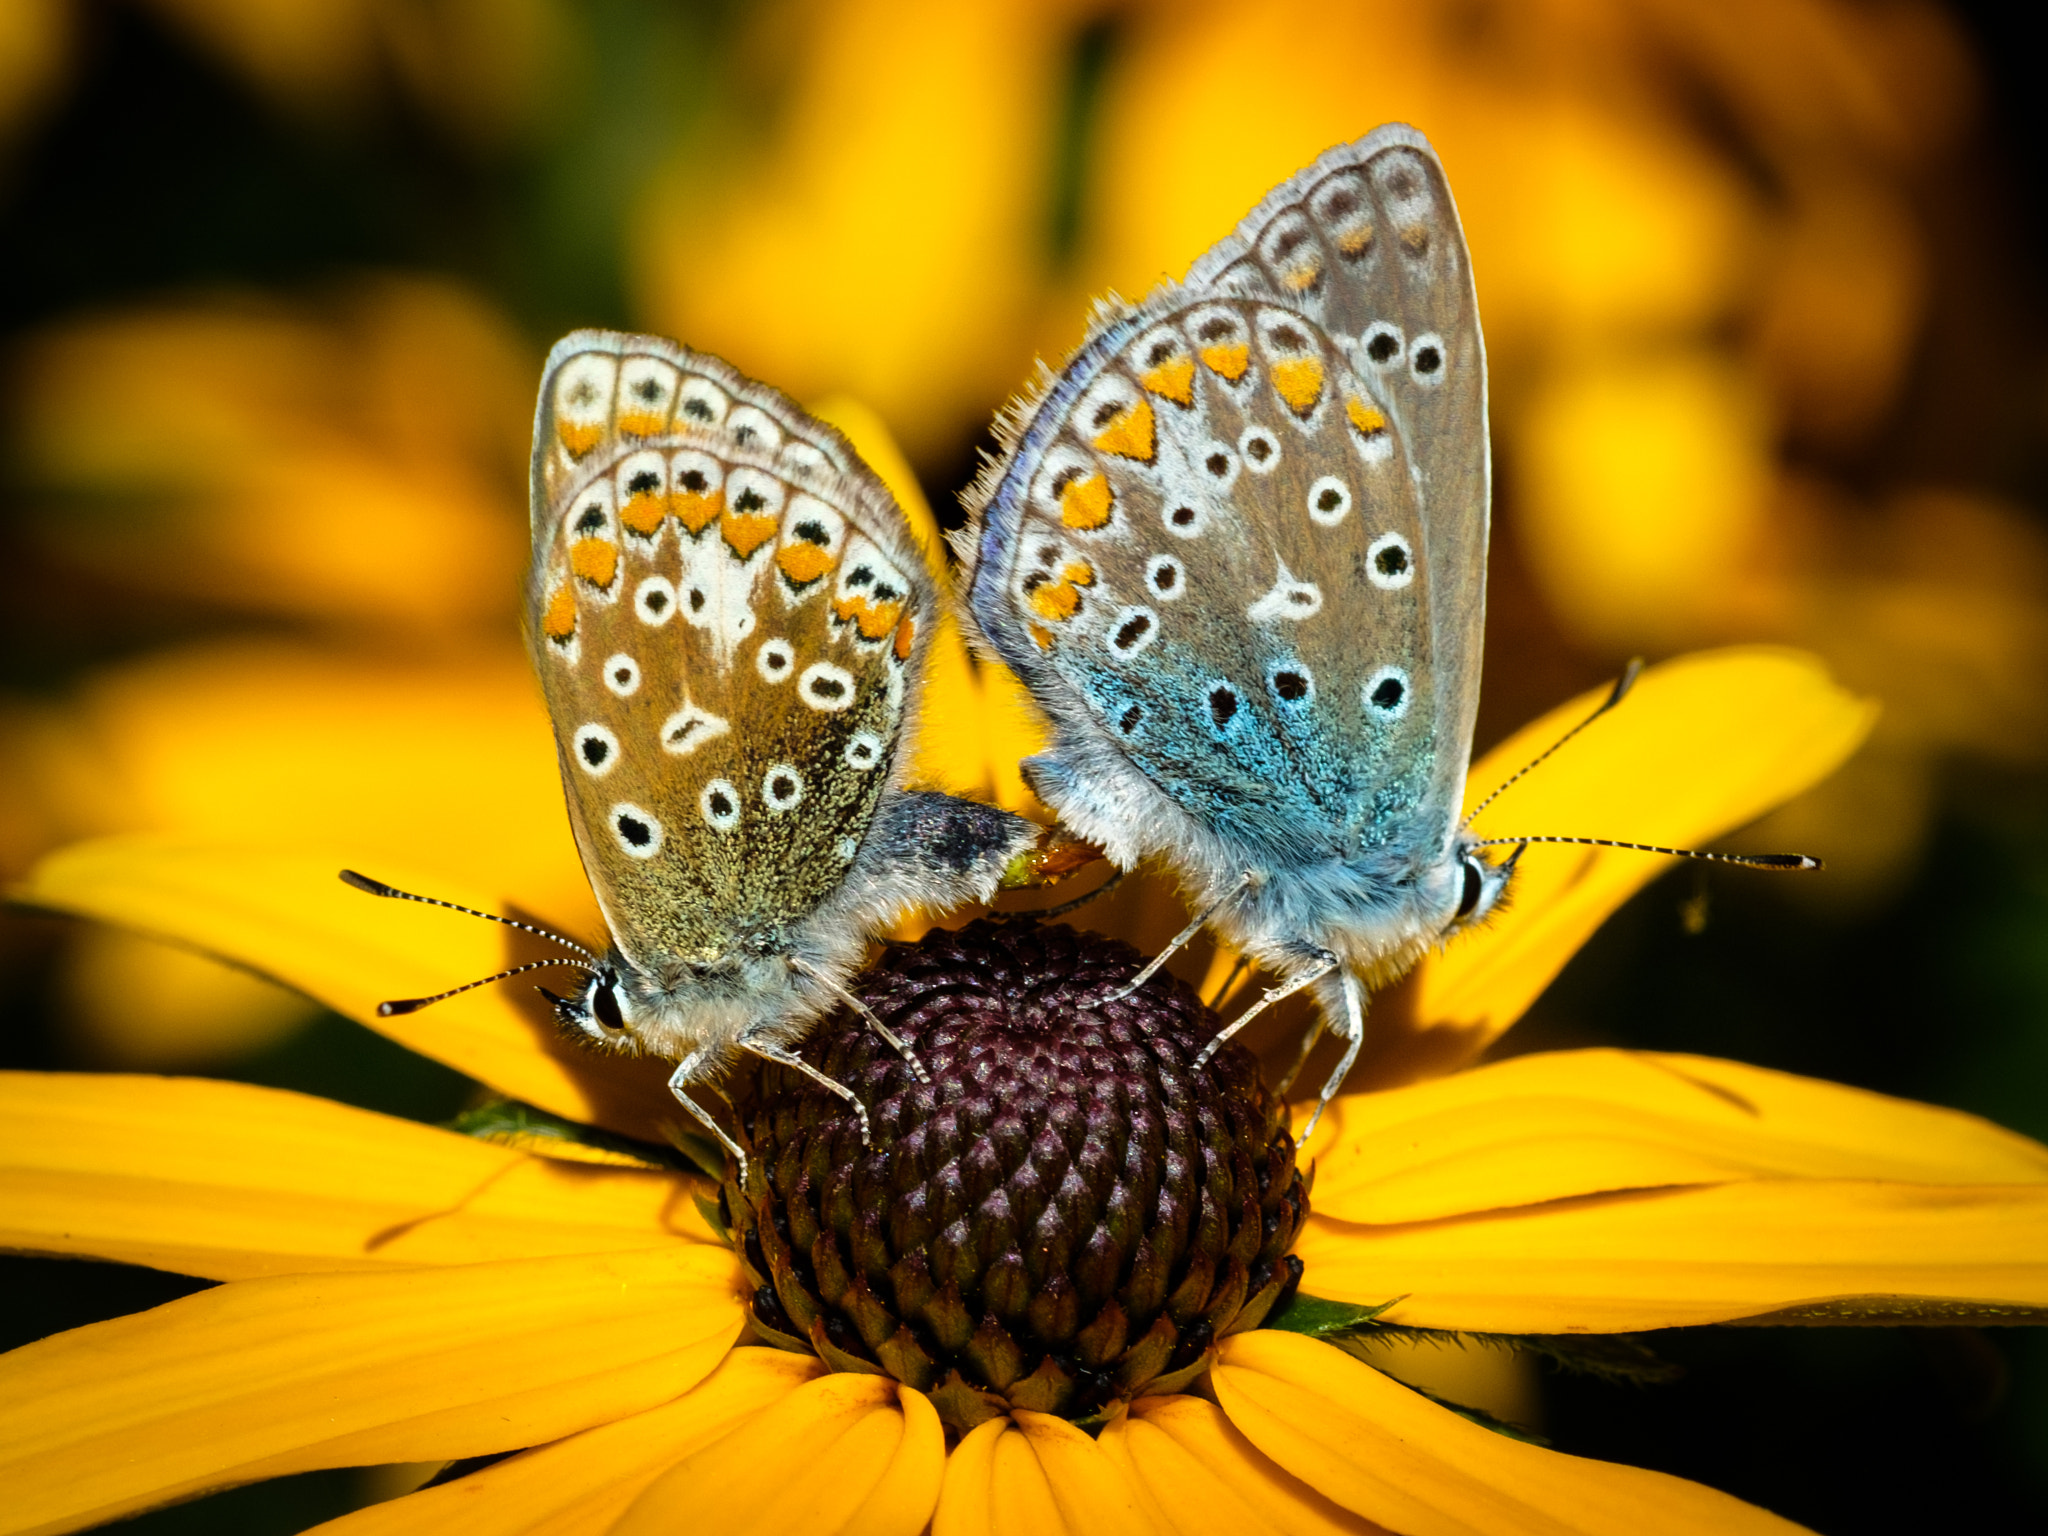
[1299, 969, 1367, 1143]
[1193, 950, 1338, 1070]
[789, 958, 930, 1084]
[668, 1051, 750, 1185]
[1272, 1014, 1326, 1099]
[740, 1036, 873, 1147]
[1095, 870, 1258, 1007]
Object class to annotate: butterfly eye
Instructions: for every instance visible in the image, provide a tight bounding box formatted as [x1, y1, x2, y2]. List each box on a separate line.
[590, 977, 625, 1031]
[1455, 857, 1486, 921]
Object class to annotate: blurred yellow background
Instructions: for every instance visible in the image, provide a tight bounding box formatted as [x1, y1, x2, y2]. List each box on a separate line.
[4, 0, 2043, 1065]
[2, 3, 2045, 1528]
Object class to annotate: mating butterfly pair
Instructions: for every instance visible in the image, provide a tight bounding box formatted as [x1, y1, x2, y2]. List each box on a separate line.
[360, 125, 1731, 1161]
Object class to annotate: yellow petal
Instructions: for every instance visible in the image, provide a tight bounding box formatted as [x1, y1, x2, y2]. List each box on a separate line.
[9, 640, 585, 909]
[57, 925, 319, 1069]
[16, 836, 678, 1138]
[0, 1072, 712, 1280]
[934, 1410, 1158, 1536]
[1103, 1394, 1386, 1536]
[0, 1247, 743, 1536]
[304, 1348, 824, 1536]
[1407, 648, 1875, 1068]
[1214, 1330, 1812, 1536]
[1310, 1049, 2048, 1224]
[1292, 1180, 2048, 1333]
[613, 1372, 944, 1536]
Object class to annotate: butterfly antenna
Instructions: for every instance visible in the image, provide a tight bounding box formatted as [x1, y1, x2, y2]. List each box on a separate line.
[1458, 658, 1643, 833]
[339, 869, 600, 964]
[1465, 836, 1820, 871]
[376, 958, 596, 1017]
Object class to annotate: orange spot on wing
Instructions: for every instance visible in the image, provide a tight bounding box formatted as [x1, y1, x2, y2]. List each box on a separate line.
[721, 508, 779, 559]
[542, 584, 577, 640]
[1281, 253, 1323, 292]
[618, 410, 668, 437]
[832, 594, 904, 641]
[1337, 224, 1374, 255]
[1060, 560, 1095, 588]
[569, 537, 618, 588]
[776, 541, 837, 586]
[1399, 223, 1429, 254]
[1029, 623, 1054, 649]
[1271, 357, 1325, 415]
[1200, 344, 1249, 381]
[1029, 579, 1082, 622]
[893, 614, 915, 662]
[1139, 356, 1195, 406]
[1346, 396, 1387, 435]
[557, 421, 604, 457]
[1092, 399, 1156, 462]
[1060, 473, 1114, 530]
[672, 486, 724, 535]
[620, 492, 667, 537]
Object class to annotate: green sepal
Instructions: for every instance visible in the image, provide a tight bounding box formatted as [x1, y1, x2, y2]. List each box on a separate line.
[1261, 1290, 1405, 1338]
[446, 1097, 690, 1171]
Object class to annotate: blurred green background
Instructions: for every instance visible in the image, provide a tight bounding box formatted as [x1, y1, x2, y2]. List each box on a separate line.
[2, 0, 2045, 1530]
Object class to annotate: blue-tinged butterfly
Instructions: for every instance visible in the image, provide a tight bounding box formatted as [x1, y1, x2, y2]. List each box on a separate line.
[960, 124, 1812, 1132]
[350, 331, 1040, 1169]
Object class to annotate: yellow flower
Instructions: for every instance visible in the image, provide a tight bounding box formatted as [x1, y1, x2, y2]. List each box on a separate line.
[10, 645, 2045, 1535]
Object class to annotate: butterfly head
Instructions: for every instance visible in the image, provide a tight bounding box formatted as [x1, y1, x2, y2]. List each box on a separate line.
[542, 944, 803, 1062]
[1441, 838, 1515, 938]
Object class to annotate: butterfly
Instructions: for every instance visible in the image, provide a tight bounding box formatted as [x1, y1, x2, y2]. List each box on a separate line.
[519, 330, 1041, 1165]
[960, 124, 1508, 1131]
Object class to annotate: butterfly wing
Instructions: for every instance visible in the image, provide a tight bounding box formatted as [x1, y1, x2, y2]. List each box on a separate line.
[965, 126, 1484, 872]
[1186, 124, 1489, 831]
[529, 332, 932, 972]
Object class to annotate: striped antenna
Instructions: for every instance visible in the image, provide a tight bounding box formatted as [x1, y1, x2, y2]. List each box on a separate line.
[375, 957, 596, 1017]
[1459, 659, 1642, 833]
[339, 869, 600, 963]
[1467, 836, 1820, 871]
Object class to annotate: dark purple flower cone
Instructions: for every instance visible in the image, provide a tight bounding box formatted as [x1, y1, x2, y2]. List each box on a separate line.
[720, 918, 1309, 1435]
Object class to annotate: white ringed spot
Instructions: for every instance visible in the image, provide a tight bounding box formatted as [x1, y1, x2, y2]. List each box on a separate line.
[1366, 532, 1415, 589]
[602, 653, 640, 697]
[661, 704, 730, 757]
[1107, 605, 1161, 659]
[762, 764, 805, 813]
[1145, 554, 1186, 600]
[1238, 425, 1281, 474]
[845, 731, 884, 770]
[1361, 321, 1404, 368]
[799, 662, 856, 711]
[1307, 475, 1352, 527]
[1408, 332, 1447, 387]
[1363, 665, 1412, 721]
[634, 575, 678, 625]
[610, 802, 663, 858]
[573, 723, 620, 777]
[699, 780, 741, 832]
[756, 638, 796, 684]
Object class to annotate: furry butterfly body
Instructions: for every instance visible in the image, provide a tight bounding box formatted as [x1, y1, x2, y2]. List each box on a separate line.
[532, 331, 1037, 1153]
[961, 125, 1509, 1117]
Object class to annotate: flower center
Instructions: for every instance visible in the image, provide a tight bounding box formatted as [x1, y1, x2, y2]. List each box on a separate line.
[720, 919, 1309, 1435]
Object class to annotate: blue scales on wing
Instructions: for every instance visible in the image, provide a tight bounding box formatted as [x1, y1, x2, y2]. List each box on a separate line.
[964, 126, 1485, 876]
